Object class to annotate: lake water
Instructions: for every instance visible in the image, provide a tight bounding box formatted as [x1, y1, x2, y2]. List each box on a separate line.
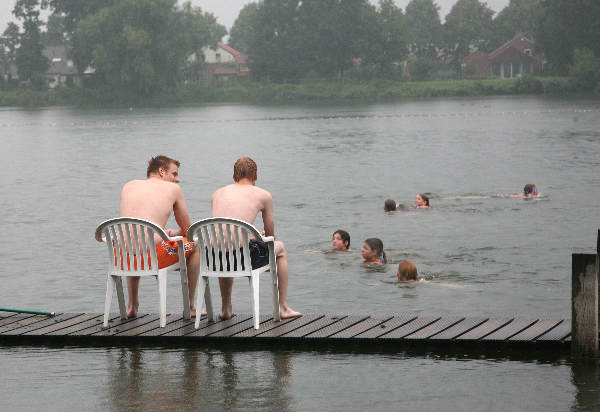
[1, 96, 600, 410]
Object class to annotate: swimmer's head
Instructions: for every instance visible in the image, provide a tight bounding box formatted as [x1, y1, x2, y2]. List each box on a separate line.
[363, 238, 385, 262]
[332, 229, 350, 250]
[384, 199, 397, 212]
[233, 157, 257, 182]
[397, 260, 419, 281]
[415, 193, 429, 208]
[523, 184, 538, 196]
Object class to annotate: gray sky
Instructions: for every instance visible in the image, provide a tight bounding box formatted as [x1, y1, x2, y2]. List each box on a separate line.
[1, 0, 510, 35]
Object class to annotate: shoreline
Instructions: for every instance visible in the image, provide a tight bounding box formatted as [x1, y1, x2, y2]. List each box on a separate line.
[0, 76, 594, 108]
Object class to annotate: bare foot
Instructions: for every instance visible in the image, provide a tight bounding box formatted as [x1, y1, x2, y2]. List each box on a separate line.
[126, 305, 138, 318]
[280, 305, 301, 319]
[219, 311, 234, 320]
[188, 307, 208, 318]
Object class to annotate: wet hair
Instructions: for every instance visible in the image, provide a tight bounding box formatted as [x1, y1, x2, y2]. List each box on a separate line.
[397, 260, 419, 281]
[234, 157, 257, 182]
[333, 230, 350, 249]
[523, 184, 537, 195]
[147, 155, 180, 177]
[418, 193, 430, 206]
[364, 238, 386, 262]
[384, 199, 397, 212]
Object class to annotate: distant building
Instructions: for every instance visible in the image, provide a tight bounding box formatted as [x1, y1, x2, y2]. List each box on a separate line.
[42, 45, 80, 88]
[461, 33, 543, 79]
[188, 42, 249, 85]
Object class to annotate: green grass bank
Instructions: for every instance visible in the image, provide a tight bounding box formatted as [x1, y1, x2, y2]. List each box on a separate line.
[0, 76, 591, 108]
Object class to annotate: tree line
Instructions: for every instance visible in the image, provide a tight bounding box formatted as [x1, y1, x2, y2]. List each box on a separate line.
[1, 0, 599, 96]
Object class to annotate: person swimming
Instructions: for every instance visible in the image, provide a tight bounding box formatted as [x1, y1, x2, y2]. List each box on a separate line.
[384, 199, 397, 212]
[332, 230, 351, 251]
[414, 193, 430, 208]
[397, 260, 419, 281]
[362, 238, 386, 265]
[522, 184, 539, 198]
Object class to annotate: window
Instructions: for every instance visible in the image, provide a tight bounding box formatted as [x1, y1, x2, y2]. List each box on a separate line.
[524, 49, 532, 56]
[215, 53, 221, 62]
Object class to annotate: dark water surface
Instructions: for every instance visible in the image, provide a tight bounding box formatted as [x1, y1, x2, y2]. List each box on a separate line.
[1, 96, 600, 410]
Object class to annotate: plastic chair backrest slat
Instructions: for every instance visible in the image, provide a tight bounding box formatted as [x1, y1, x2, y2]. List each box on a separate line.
[241, 230, 250, 273]
[148, 226, 158, 271]
[209, 223, 219, 269]
[106, 228, 116, 271]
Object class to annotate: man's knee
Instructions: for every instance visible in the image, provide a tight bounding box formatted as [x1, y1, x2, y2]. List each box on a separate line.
[274, 240, 286, 257]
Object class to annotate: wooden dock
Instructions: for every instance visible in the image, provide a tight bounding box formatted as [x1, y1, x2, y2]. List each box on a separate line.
[0, 310, 572, 354]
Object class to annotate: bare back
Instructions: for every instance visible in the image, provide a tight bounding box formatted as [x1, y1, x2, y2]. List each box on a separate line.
[211, 182, 274, 236]
[119, 178, 190, 232]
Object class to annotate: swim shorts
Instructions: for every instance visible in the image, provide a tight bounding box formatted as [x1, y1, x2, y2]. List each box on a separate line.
[206, 240, 270, 271]
[115, 237, 195, 270]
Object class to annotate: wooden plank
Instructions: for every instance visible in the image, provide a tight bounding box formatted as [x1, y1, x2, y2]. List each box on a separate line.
[354, 315, 417, 339]
[1, 313, 82, 335]
[92, 315, 161, 336]
[380, 316, 441, 339]
[46, 314, 114, 336]
[209, 315, 272, 337]
[158, 315, 227, 337]
[404, 317, 464, 340]
[0, 313, 37, 327]
[330, 316, 393, 339]
[0, 312, 17, 319]
[0, 315, 53, 334]
[455, 318, 513, 340]
[116, 314, 184, 336]
[22, 314, 100, 336]
[231, 316, 299, 338]
[255, 315, 324, 338]
[305, 316, 369, 338]
[482, 318, 539, 341]
[70, 314, 150, 336]
[138, 315, 198, 337]
[509, 319, 564, 341]
[535, 319, 571, 341]
[185, 315, 253, 337]
[429, 317, 488, 340]
[280, 316, 348, 338]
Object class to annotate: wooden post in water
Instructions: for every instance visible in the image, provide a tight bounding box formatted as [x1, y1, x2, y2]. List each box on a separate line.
[571, 238, 599, 358]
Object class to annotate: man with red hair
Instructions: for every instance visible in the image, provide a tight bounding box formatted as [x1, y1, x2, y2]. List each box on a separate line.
[211, 157, 301, 320]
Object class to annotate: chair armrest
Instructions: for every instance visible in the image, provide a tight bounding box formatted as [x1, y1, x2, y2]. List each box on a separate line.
[168, 235, 184, 242]
[261, 236, 275, 243]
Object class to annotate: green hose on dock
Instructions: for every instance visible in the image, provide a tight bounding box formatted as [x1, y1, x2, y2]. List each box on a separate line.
[0, 308, 55, 316]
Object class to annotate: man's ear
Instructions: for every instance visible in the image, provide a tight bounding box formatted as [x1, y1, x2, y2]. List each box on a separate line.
[159, 167, 165, 177]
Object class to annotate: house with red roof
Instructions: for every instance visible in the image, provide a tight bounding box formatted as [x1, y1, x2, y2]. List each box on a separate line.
[461, 33, 543, 79]
[200, 42, 249, 84]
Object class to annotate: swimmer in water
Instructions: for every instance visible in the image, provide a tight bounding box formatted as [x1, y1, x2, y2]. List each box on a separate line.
[397, 260, 419, 282]
[362, 238, 386, 265]
[517, 183, 539, 198]
[332, 230, 351, 252]
[414, 193, 430, 208]
[384, 199, 397, 212]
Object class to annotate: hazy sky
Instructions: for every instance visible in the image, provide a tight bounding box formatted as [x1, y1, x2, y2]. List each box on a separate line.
[1, 0, 510, 34]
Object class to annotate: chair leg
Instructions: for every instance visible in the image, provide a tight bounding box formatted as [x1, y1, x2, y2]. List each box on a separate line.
[249, 275, 260, 329]
[115, 276, 127, 320]
[157, 274, 167, 328]
[204, 278, 214, 322]
[196, 277, 210, 329]
[179, 269, 191, 320]
[271, 267, 280, 322]
[104, 275, 115, 327]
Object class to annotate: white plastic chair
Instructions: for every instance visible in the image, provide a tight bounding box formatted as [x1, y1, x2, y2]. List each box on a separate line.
[95, 217, 191, 328]
[187, 217, 280, 330]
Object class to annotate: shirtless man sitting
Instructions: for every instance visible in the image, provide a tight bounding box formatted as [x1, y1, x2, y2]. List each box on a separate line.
[210, 157, 301, 320]
[119, 155, 200, 318]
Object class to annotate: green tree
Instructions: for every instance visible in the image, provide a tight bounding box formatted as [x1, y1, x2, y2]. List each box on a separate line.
[363, 0, 407, 78]
[444, 0, 494, 72]
[41, 13, 67, 46]
[490, 0, 541, 50]
[72, 0, 225, 96]
[229, 3, 259, 53]
[42, 0, 119, 35]
[405, 0, 442, 59]
[1, 23, 20, 72]
[569, 48, 600, 92]
[14, 0, 49, 89]
[535, 0, 600, 74]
